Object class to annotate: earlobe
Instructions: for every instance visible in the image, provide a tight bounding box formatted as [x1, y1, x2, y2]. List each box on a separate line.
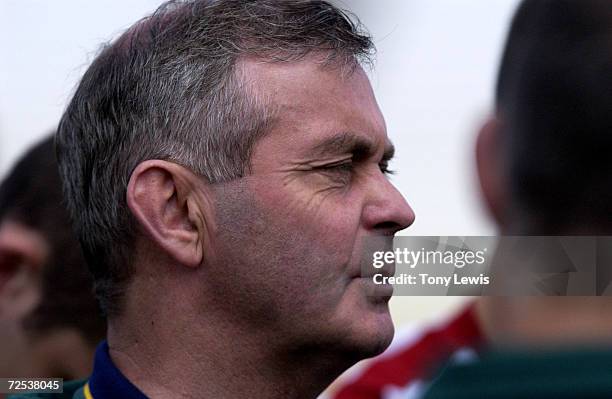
[476, 117, 508, 228]
[126, 160, 206, 268]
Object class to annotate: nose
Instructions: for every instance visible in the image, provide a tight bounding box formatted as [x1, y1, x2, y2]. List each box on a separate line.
[362, 174, 415, 235]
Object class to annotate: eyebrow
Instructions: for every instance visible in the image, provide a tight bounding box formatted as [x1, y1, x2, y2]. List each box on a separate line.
[308, 132, 395, 161]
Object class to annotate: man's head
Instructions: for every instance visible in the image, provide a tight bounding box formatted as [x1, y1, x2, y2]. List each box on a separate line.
[57, 0, 413, 364]
[474, 0, 612, 349]
[0, 136, 105, 378]
[476, 0, 612, 234]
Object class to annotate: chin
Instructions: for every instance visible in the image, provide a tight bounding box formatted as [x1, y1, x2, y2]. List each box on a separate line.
[358, 305, 395, 357]
[333, 298, 395, 360]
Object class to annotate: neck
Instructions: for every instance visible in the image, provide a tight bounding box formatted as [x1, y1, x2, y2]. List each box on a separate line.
[477, 297, 612, 348]
[107, 291, 347, 399]
[478, 224, 612, 347]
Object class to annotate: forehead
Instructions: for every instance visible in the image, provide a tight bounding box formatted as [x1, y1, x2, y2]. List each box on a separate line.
[241, 57, 388, 160]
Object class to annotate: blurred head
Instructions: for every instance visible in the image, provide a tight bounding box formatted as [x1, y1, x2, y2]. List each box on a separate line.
[475, 0, 612, 348]
[476, 0, 612, 234]
[57, 0, 414, 364]
[0, 136, 105, 378]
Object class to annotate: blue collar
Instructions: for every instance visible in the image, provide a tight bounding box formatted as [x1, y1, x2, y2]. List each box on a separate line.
[88, 340, 149, 399]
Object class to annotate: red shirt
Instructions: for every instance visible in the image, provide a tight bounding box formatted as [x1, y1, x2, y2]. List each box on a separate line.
[333, 305, 483, 399]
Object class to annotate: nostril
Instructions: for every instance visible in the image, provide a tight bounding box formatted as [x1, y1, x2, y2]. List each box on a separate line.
[373, 221, 403, 235]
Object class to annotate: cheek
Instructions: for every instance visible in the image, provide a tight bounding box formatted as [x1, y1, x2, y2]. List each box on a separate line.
[253, 177, 364, 249]
[256, 180, 368, 285]
[211, 181, 362, 310]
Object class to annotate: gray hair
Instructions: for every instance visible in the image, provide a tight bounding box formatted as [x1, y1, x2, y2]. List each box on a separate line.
[56, 0, 374, 316]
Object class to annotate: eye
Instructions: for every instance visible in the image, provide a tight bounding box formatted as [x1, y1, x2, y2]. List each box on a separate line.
[315, 160, 354, 184]
[322, 161, 353, 174]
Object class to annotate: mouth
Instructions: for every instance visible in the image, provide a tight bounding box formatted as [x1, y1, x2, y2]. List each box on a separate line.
[354, 276, 395, 302]
[351, 235, 396, 278]
[352, 260, 396, 300]
[347, 235, 396, 300]
[358, 261, 396, 279]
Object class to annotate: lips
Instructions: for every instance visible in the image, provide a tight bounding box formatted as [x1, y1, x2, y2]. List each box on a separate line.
[352, 235, 396, 280]
[355, 274, 395, 300]
[359, 262, 395, 279]
[349, 235, 396, 300]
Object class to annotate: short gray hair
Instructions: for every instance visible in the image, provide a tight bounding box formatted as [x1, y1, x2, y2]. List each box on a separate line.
[56, 0, 374, 316]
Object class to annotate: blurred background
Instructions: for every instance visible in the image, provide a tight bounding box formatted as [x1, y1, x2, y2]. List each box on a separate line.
[0, 0, 519, 329]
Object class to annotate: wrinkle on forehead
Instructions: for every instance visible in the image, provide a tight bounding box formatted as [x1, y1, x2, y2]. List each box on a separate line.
[242, 54, 388, 172]
[240, 54, 377, 109]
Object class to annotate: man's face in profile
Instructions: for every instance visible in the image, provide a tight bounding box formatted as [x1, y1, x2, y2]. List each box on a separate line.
[203, 57, 414, 357]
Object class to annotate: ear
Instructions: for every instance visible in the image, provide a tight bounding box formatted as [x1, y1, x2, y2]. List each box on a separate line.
[476, 116, 508, 228]
[126, 160, 210, 268]
[0, 221, 46, 319]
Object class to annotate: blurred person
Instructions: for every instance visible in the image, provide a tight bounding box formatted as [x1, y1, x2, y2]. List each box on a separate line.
[334, 0, 612, 398]
[426, 0, 612, 397]
[0, 136, 106, 395]
[13, 1, 414, 398]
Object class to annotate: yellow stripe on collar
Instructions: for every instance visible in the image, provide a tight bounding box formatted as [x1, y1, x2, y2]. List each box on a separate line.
[84, 383, 94, 399]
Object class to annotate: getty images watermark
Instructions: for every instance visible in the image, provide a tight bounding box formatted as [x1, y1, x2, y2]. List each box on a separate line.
[372, 246, 489, 287]
[361, 236, 612, 296]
